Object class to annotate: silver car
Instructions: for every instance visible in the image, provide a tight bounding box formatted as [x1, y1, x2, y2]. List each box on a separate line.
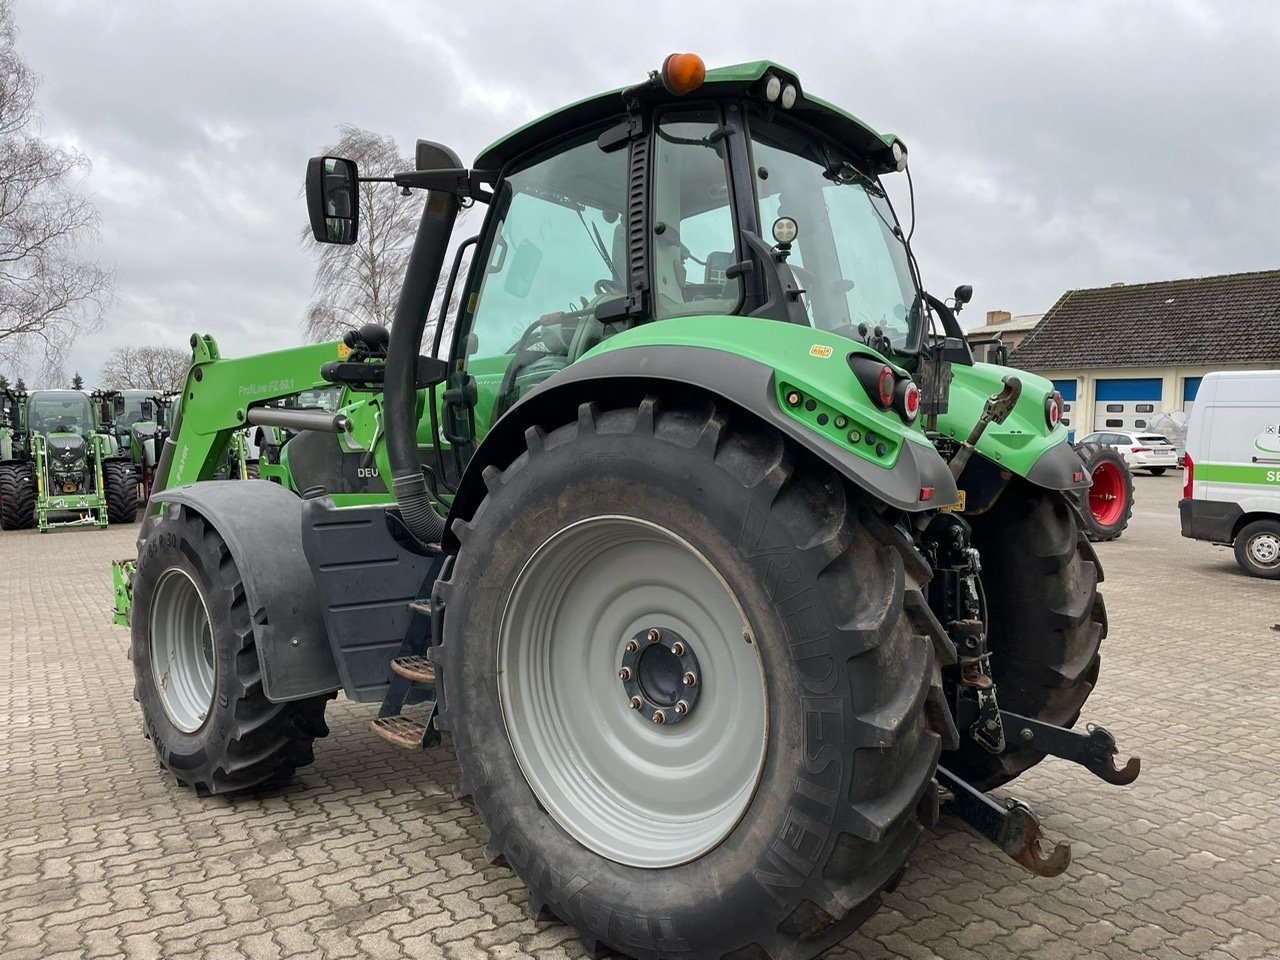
[1077, 430, 1179, 475]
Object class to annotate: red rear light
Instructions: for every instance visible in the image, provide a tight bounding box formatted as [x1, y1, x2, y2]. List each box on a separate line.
[1130, 446, 1151, 453]
[877, 366, 895, 407]
[894, 379, 921, 423]
[1183, 453, 1194, 498]
[1045, 392, 1062, 428]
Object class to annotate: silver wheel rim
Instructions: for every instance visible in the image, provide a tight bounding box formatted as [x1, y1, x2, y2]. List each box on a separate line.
[150, 568, 216, 733]
[1247, 532, 1280, 568]
[498, 515, 767, 868]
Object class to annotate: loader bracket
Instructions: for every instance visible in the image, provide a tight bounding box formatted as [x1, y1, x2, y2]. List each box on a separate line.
[936, 766, 1071, 877]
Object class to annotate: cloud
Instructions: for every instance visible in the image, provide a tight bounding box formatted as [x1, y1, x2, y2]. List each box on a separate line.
[12, 0, 1278, 378]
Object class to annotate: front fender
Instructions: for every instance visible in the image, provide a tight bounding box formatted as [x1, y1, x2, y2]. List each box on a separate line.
[445, 321, 957, 551]
[151, 480, 340, 702]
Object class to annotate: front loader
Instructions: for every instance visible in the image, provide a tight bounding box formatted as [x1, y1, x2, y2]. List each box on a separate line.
[122, 55, 1139, 960]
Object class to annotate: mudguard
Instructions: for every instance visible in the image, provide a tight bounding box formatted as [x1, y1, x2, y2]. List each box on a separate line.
[445, 321, 959, 551]
[151, 480, 340, 702]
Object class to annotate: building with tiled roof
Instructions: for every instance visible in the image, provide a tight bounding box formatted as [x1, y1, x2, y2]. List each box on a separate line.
[1006, 270, 1280, 439]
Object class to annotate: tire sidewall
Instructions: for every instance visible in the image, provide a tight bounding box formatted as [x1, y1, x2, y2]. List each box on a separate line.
[1236, 520, 1280, 579]
[132, 508, 243, 768]
[445, 420, 902, 952]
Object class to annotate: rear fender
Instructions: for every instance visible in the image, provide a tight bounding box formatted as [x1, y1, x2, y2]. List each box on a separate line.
[445, 319, 958, 550]
[151, 480, 340, 702]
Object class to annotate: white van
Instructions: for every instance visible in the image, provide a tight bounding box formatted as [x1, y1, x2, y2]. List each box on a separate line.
[1180, 370, 1280, 578]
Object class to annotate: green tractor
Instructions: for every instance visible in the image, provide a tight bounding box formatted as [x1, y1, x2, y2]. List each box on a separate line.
[122, 56, 1139, 959]
[2, 388, 137, 531]
[102, 389, 170, 499]
[0, 386, 32, 528]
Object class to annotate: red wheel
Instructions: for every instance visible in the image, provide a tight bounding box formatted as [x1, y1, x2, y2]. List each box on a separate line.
[1088, 459, 1126, 526]
[1073, 443, 1134, 541]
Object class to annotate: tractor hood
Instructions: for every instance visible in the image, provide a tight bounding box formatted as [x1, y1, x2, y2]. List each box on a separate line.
[47, 433, 87, 466]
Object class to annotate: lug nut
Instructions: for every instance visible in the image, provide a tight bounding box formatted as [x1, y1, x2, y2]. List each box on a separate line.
[629, 696, 642, 710]
[618, 667, 632, 681]
[682, 671, 697, 687]
[647, 628, 661, 644]
[652, 710, 666, 724]
[625, 639, 638, 653]
[671, 642, 685, 656]
[1020, 728, 1034, 742]
[675, 700, 689, 715]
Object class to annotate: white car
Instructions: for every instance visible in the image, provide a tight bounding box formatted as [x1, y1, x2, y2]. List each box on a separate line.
[1077, 430, 1179, 475]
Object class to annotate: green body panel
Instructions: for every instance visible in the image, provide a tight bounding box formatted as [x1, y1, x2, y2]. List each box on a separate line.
[936, 363, 1070, 477]
[582, 315, 930, 468]
[112, 559, 134, 626]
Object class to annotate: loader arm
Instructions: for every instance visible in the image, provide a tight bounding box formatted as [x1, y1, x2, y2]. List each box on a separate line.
[149, 335, 346, 501]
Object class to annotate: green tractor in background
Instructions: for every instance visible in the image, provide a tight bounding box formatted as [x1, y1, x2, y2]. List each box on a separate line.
[0, 386, 32, 528]
[1, 388, 139, 531]
[102, 389, 169, 500]
[120, 56, 1141, 960]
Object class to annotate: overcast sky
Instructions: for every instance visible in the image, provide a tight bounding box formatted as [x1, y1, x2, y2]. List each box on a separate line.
[13, 0, 1280, 381]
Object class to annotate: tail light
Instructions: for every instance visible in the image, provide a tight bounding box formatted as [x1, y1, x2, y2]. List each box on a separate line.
[895, 379, 921, 423]
[1130, 446, 1151, 453]
[1045, 391, 1063, 429]
[1183, 453, 1194, 498]
[848, 355, 895, 409]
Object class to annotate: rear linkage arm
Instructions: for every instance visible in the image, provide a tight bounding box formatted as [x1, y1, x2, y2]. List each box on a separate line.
[935, 766, 1072, 877]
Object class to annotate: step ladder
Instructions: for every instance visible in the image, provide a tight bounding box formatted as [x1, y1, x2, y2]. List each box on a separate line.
[370, 593, 444, 750]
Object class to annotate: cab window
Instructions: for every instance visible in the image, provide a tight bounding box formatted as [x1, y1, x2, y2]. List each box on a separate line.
[651, 106, 741, 318]
[456, 128, 629, 435]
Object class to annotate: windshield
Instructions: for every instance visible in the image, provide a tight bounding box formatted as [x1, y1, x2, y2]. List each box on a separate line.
[30, 392, 93, 435]
[747, 107, 920, 350]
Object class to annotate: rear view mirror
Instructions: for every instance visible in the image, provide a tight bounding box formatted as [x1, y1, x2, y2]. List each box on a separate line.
[503, 240, 543, 298]
[306, 156, 360, 244]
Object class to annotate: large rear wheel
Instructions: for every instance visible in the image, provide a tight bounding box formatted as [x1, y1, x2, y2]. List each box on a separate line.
[131, 503, 331, 794]
[437, 396, 952, 960]
[945, 481, 1106, 790]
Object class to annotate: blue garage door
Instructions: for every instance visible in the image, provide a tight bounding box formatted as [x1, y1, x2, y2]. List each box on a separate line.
[1094, 378, 1162, 431]
[1182, 377, 1202, 413]
[1051, 379, 1078, 440]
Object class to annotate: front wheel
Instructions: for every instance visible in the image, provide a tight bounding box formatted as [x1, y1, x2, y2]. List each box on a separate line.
[0, 462, 36, 530]
[104, 461, 139, 524]
[1075, 442, 1133, 542]
[945, 481, 1107, 790]
[437, 396, 951, 960]
[131, 503, 330, 794]
[1234, 519, 1280, 579]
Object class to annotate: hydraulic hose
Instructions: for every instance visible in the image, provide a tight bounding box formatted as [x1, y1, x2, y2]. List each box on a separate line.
[384, 187, 460, 547]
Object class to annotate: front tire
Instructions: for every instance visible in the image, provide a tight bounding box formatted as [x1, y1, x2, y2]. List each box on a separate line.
[131, 503, 330, 794]
[1234, 519, 1280, 579]
[945, 481, 1106, 790]
[0, 462, 36, 530]
[1074, 442, 1133, 542]
[104, 461, 139, 524]
[437, 396, 953, 960]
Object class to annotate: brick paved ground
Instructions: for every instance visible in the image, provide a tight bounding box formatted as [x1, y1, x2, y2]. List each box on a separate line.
[2, 474, 1278, 959]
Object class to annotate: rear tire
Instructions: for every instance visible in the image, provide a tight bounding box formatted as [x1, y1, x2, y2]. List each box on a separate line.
[1074, 442, 1133, 542]
[436, 395, 954, 960]
[1149, 467, 1166, 476]
[1234, 519, 1280, 579]
[105, 461, 138, 524]
[0, 462, 36, 530]
[131, 503, 330, 795]
[945, 481, 1106, 790]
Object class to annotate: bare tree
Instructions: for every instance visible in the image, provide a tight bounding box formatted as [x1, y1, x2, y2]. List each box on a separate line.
[0, 1, 110, 374]
[301, 127, 421, 343]
[99, 345, 188, 392]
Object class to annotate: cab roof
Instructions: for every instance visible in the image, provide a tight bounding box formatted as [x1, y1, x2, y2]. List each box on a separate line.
[474, 60, 903, 175]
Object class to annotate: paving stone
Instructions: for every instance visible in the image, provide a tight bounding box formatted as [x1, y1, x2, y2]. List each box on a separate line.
[2, 475, 1278, 958]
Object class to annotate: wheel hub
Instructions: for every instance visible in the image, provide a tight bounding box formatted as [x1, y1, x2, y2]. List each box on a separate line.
[619, 626, 701, 725]
[1248, 533, 1280, 566]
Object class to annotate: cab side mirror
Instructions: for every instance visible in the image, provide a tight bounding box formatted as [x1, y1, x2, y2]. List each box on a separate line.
[306, 156, 360, 244]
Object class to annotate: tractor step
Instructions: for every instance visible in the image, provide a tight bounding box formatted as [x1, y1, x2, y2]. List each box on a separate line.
[390, 655, 435, 683]
[370, 715, 431, 750]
